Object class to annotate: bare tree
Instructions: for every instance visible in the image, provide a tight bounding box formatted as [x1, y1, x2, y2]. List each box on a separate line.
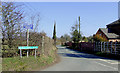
[1, 2, 24, 48]
[0, 1, 2, 38]
[27, 13, 41, 32]
[33, 14, 40, 32]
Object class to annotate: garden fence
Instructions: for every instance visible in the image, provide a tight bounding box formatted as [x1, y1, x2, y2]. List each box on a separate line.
[94, 42, 120, 55]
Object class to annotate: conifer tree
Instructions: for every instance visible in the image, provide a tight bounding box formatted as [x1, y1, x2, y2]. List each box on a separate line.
[52, 21, 56, 45]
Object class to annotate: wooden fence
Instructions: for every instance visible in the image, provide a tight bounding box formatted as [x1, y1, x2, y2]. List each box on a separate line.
[66, 41, 120, 55]
[80, 42, 94, 52]
[94, 42, 120, 55]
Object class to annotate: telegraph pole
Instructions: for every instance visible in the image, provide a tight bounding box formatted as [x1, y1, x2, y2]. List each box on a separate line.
[78, 16, 81, 42]
[78, 16, 80, 35]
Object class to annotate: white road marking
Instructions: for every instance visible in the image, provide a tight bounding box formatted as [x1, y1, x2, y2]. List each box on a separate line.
[95, 62, 118, 70]
[63, 56, 104, 61]
[63, 57, 88, 59]
[98, 59, 118, 64]
[110, 63, 118, 64]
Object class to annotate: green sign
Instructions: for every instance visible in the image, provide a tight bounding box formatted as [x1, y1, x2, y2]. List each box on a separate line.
[18, 46, 38, 49]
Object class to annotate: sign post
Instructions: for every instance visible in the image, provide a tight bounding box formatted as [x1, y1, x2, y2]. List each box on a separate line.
[35, 49, 36, 58]
[23, 23, 33, 57]
[27, 29, 29, 57]
[20, 49, 22, 58]
[20, 23, 34, 58]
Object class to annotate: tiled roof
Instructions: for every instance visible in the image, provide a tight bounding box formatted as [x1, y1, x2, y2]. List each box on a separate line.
[107, 19, 120, 26]
[99, 28, 120, 39]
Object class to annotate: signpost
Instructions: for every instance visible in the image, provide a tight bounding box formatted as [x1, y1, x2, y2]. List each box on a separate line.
[18, 46, 38, 58]
[24, 23, 33, 57]
[18, 23, 38, 58]
[27, 29, 29, 57]
[23, 23, 33, 29]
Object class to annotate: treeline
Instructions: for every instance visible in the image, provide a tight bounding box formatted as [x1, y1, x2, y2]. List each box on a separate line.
[58, 17, 107, 47]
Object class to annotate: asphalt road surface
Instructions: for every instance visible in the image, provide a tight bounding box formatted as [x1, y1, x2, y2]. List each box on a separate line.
[42, 45, 119, 71]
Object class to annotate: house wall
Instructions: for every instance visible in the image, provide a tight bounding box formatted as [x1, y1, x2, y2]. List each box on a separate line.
[96, 29, 108, 41]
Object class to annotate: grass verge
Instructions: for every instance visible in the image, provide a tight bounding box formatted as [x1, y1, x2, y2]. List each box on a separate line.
[2, 49, 59, 71]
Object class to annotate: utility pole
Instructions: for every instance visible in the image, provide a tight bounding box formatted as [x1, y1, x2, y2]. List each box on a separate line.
[78, 16, 80, 35]
[78, 16, 81, 42]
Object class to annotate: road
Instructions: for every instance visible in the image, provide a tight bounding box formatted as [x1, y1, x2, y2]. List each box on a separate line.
[42, 45, 119, 71]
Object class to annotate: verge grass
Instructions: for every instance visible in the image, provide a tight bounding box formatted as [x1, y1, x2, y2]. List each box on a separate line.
[2, 54, 55, 71]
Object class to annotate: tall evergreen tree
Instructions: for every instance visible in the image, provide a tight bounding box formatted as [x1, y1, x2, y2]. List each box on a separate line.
[52, 21, 56, 45]
[71, 23, 79, 43]
[72, 29, 79, 43]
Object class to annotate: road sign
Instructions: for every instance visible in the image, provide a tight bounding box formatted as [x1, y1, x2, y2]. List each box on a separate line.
[18, 46, 38, 49]
[18, 46, 38, 58]
[23, 23, 33, 29]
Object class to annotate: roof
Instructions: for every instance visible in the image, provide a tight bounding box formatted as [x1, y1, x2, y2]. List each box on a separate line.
[107, 19, 120, 26]
[99, 28, 120, 39]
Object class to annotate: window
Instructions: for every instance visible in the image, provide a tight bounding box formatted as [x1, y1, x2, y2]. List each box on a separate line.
[99, 33, 102, 36]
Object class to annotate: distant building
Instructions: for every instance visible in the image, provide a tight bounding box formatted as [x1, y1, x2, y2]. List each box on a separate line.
[96, 28, 120, 42]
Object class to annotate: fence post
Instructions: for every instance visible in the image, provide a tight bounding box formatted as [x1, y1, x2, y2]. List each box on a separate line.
[101, 42, 102, 52]
[115, 42, 117, 55]
[107, 42, 109, 53]
[111, 42, 112, 54]
[94, 42, 96, 52]
[42, 36, 44, 54]
[96, 42, 97, 51]
[99, 42, 100, 51]
[104, 42, 105, 52]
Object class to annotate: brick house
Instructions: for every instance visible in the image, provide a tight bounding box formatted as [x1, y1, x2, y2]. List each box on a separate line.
[96, 28, 120, 42]
[95, 19, 120, 42]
